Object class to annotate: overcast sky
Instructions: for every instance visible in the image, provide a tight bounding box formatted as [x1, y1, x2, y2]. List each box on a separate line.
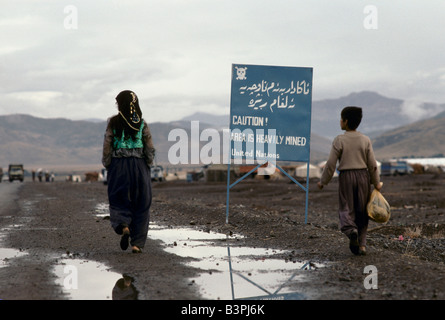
[1, 0, 445, 123]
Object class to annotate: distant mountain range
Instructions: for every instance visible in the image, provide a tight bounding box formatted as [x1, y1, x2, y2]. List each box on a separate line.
[1, 91, 444, 171]
[312, 91, 445, 139]
[0, 114, 105, 170]
[372, 112, 445, 159]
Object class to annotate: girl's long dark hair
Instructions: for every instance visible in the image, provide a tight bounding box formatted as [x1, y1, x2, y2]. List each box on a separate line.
[109, 90, 143, 140]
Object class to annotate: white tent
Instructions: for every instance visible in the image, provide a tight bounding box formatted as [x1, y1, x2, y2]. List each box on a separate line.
[295, 163, 321, 178]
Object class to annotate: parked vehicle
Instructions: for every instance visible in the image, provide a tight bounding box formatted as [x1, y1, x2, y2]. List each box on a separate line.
[8, 164, 25, 182]
[151, 165, 164, 182]
[380, 161, 413, 176]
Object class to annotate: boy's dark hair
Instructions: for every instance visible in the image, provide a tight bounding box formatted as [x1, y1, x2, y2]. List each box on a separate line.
[341, 106, 362, 130]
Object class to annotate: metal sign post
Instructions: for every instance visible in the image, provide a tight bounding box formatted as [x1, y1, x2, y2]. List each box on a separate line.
[226, 63, 313, 224]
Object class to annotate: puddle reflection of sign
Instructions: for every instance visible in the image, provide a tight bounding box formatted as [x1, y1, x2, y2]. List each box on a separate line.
[227, 245, 309, 300]
[230, 64, 313, 162]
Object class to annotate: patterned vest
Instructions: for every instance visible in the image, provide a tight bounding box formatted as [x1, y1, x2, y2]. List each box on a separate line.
[113, 120, 144, 149]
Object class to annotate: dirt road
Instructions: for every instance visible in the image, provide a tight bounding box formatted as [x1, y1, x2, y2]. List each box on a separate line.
[0, 181, 200, 300]
[1, 173, 445, 301]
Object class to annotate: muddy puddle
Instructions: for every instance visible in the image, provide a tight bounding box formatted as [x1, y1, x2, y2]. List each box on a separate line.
[0, 248, 27, 269]
[53, 256, 136, 300]
[94, 202, 110, 218]
[54, 203, 322, 300]
[148, 224, 323, 300]
[2, 202, 322, 300]
[49, 203, 139, 300]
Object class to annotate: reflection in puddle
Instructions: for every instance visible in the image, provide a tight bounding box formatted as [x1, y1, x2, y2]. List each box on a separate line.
[148, 224, 322, 300]
[53, 258, 136, 300]
[111, 274, 139, 300]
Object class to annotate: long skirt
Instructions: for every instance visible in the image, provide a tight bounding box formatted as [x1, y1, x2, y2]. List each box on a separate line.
[338, 169, 371, 247]
[107, 157, 152, 249]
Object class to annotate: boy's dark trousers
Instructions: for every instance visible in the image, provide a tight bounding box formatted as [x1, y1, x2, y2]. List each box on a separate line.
[107, 157, 152, 249]
[338, 169, 371, 247]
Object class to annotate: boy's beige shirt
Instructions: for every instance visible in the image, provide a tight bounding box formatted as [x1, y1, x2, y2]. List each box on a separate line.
[320, 131, 380, 187]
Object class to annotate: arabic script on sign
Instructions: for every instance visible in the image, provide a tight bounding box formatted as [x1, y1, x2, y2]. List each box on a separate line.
[238, 80, 310, 112]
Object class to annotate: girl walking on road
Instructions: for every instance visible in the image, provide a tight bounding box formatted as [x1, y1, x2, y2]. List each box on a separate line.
[102, 90, 155, 253]
[317, 106, 382, 256]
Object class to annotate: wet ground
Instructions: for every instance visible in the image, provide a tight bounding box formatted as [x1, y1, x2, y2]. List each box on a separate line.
[1, 173, 445, 302]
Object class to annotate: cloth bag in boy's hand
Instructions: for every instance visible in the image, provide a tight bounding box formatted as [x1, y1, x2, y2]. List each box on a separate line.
[367, 189, 391, 223]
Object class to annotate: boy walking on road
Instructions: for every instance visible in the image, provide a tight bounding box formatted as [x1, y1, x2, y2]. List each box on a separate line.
[318, 106, 382, 255]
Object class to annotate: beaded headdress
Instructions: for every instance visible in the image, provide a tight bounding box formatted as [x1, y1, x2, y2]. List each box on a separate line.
[117, 90, 142, 131]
